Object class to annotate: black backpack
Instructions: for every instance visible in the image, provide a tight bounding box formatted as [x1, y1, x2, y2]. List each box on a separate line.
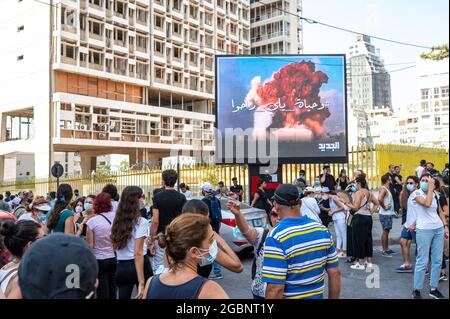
[251, 228, 270, 280]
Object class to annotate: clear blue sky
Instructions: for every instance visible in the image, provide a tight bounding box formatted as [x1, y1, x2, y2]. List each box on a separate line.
[302, 0, 449, 107]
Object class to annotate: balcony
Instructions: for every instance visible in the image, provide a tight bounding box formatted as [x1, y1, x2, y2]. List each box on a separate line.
[129, 44, 135, 53]
[106, 9, 112, 19]
[106, 38, 112, 48]
[136, 46, 147, 53]
[89, 32, 103, 41]
[137, 72, 147, 80]
[61, 24, 76, 33]
[114, 39, 126, 47]
[61, 56, 77, 65]
[114, 68, 127, 76]
[80, 30, 88, 42]
[90, 63, 104, 71]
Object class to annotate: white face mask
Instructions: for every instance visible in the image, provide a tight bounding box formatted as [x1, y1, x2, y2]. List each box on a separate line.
[75, 206, 83, 214]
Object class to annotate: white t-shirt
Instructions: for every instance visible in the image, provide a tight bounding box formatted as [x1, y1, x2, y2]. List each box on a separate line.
[116, 217, 150, 260]
[379, 186, 395, 216]
[111, 201, 119, 213]
[181, 190, 192, 200]
[329, 196, 346, 221]
[409, 189, 443, 230]
[300, 197, 322, 223]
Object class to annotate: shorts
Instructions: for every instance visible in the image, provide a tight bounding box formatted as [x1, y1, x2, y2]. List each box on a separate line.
[400, 227, 416, 242]
[379, 214, 393, 230]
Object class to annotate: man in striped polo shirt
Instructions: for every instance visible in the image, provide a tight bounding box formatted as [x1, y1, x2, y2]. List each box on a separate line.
[262, 184, 341, 299]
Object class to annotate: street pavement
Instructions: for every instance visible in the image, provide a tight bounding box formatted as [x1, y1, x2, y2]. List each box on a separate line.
[220, 214, 449, 299]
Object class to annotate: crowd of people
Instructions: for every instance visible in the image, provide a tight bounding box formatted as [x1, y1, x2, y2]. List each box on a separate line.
[0, 160, 448, 299]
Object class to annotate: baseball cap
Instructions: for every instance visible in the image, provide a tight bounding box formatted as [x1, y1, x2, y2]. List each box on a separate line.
[201, 182, 213, 193]
[12, 196, 22, 206]
[322, 187, 330, 193]
[18, 233, 98, 299]
[272, 184, 300, 206]
[305, 186, 315, 193]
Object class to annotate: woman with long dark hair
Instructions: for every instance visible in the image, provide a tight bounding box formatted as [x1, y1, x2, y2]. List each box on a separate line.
[343, 177, 379, 270]
[111, 186, 152, 299]
[251, 178, 272, 216]
[0, 220, 44, 298]
[46, 184, 75, 234]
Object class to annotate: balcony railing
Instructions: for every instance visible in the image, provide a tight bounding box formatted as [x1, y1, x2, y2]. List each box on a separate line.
[251, 31, 290, 42]
[89, 32, 103, 41]
[114, 39, 126, 47]
[114, 68, 127, 76]
[61, 24, 76, 33]
[137, 72, 147, 80]
[90, 63, 103, 71]
[136, 46, 147, 53]
[61, 56, 77, 65]
[114, 11, 126, 19]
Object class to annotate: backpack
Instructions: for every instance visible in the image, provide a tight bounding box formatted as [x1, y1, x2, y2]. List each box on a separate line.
[204, 195, 222, 223]
[251, 228, 270, 280]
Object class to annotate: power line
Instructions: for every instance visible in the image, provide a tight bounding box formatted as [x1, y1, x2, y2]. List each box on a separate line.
[256, 0, 433, 50]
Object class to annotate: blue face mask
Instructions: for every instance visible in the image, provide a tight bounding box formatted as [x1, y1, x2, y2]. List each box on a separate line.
[38, 215, 47, 223]
[406, 184, 416, 192]
[420, 182, 429, 192]
[314, 180, 321, 186]
[351, 185, 358, 193]
[197, 240, 218, 267]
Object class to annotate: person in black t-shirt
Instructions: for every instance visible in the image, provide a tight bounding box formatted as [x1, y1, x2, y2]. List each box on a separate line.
[230, 177, 243, 202]
[319, 166, 336, 191]
[150, 169, 186, 273]
[392, 166, 403, 216]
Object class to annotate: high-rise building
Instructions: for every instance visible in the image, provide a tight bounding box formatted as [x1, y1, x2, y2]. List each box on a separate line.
[416, 58, 449, 148]
[366, 56, 449, 150]
[250, 0, 303, 54]
[346, 35, 392, 147]
[0, 0, 251, 181]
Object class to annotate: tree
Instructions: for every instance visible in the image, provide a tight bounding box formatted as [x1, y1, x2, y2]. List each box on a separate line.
[119, 160, 129, 172]
[96, 163, 111, 175]
[421, 44, 449, 61]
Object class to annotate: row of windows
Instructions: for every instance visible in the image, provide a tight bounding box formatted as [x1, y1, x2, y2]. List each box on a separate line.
[421, 87, 449, 99]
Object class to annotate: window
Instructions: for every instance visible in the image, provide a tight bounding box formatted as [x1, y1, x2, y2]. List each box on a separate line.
[154, 14, 164, 29]
[205, 34, 213, 48]
[421, 89, 429, 100]
[442, 86, 449, 98]
[217, 38, 225, 51]
[189, 5, 198, 19]
[89, 51, 102, 64]
[189, 29, 198, 42]
[421, 102, 429, 113]
[155, 66, 164, 79]
[154, 40, 164, 54]
[434, 88, 440, 99]
[116, 1, 125, 15]
[435, 116, 441, 126]
[217, 17, 224, 30]
[137, 9, 147, 23]
[204, 12, 213, 26]
[137, 35, 147, 49]
[173, 0, 181, 11]
[173, 22, 181, 35]
[173, 71, 182, 84]
[17, 25, 24, 32]
[89, 20, 102, 36]
[230, 23, 237, 35]
[189, 51, 198, 65]
[173, 46, 182, 59]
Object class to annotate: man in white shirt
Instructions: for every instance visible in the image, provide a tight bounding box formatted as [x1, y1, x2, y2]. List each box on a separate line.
[300, 187, 322, 223]
[416, 160, 427, 179]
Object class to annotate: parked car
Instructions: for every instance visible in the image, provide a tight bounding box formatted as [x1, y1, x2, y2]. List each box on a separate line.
[190, 196, 269, 252]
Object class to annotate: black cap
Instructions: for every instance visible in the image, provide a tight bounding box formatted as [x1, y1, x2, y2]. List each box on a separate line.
[272, 184, 300, 206]
[18, 233, 98, 299]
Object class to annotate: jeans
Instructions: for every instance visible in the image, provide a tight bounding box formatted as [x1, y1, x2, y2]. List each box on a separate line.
[96, 257, 117, 299]
[414, 227, 444, 290]
[151, 241, 165, 274]
[334, 219, 347, 251]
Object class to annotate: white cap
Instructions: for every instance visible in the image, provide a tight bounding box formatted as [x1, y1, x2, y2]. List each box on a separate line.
[201, 182, 213, 193]
[35, 204, 52, 212]
[305, 187, 315, 192]
[322, 187, 330, 193]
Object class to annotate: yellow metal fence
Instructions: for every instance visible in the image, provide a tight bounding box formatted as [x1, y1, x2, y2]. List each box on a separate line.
[1, 144, 447, 203]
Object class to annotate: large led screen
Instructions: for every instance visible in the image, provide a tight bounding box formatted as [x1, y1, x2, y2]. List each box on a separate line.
[215, 55, 348, 164]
